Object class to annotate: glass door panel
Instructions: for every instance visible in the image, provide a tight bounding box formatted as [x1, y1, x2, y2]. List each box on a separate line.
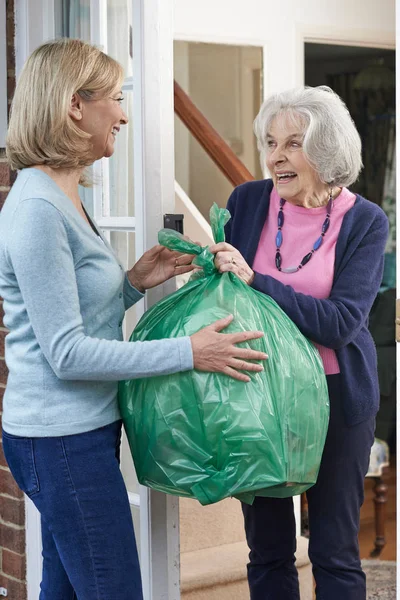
[108, 90, 135, 217]
[55, 0, 91, 40]
[109, 230, 137, 335]
[107, 0, 133, 77]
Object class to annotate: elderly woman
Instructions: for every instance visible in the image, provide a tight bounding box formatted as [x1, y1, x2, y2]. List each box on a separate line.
[211, 86, 388, 600]
[0, 39, 266, 600]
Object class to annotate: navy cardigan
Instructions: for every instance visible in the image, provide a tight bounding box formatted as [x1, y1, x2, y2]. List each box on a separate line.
[225, 179, 389, 426]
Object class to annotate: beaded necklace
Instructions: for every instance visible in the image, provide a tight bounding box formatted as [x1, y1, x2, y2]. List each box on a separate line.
[275, 189, 333, 274]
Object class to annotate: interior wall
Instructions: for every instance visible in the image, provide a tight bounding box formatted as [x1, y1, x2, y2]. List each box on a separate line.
[174, 42, 190, 194]
[174, 0, 395, 96]
[174, 42, 262, 219]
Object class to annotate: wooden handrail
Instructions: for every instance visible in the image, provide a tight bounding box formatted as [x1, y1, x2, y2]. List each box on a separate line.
[174, 80, 254, 187]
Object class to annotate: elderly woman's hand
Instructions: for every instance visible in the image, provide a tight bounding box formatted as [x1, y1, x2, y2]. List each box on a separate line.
[209, 242, 255, 285]
[128, 245, 196, 292]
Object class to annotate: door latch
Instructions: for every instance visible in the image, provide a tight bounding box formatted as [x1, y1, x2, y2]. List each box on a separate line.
[163, 214, 184, 234]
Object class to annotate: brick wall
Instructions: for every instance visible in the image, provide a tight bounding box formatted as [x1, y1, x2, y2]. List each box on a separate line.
[0, 1, 28, 599]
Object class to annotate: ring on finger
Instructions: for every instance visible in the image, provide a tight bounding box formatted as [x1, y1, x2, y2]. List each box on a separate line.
[230, 256, 237, 265]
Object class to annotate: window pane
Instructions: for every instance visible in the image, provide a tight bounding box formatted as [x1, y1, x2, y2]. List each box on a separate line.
[79, 170, 94, 218]
[55, 0, 91, 41]
[110, 230, 136, 272]
[107, 0, 133, 77]
[108, 90, 135, 217]
[109, 231, 138, 336]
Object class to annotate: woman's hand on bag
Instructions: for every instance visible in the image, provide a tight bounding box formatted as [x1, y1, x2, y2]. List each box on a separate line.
[190, 315, 267, 382]
[209, 242, 255, 285]
[128, 245, 196, 292]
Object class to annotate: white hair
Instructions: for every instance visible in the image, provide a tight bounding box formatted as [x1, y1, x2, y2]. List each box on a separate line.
[254, 86, 363, 187]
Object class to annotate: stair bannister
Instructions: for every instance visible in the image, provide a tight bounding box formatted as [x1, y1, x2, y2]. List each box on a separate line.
[174, 80, 254, 187]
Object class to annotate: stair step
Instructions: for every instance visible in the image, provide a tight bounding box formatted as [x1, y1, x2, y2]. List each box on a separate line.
[181, 536, 310, 593]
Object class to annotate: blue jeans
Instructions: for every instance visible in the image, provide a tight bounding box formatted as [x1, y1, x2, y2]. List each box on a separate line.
[241, 375, 375, 600]
[2, 420, 143, 600]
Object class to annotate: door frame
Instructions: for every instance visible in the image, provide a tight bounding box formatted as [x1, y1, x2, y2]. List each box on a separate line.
[296, 24, 395, 88]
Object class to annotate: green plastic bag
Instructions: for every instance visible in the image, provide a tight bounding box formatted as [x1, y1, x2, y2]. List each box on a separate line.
[119, 204, 329, 506]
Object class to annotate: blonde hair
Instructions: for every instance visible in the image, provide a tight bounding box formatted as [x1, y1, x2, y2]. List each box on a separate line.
[6, 38, 123, 180]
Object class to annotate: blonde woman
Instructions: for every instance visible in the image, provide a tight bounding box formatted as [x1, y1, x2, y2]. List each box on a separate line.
[0, 39, 266, 599]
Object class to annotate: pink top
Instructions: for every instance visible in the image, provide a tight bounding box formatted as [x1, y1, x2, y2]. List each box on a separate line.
[253, 186, 356, 374]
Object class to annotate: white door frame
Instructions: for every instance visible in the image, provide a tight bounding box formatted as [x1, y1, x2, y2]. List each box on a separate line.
[131, 1, 180, 598]
[15, 1, 179, 598]
[296, 24, 395, 87]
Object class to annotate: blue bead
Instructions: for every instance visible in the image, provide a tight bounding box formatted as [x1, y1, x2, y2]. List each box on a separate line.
[276, 230, 283, 248]
[277, 210, 284, 228]
[313, 236, 323, 251]
[275, 251, 282, 269]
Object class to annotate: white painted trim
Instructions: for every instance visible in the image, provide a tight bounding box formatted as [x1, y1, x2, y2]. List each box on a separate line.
[261, 43, 269, 102]
[25, 497, 42, 600]
[174, 32, 268, 47]
[167, 495, 180, 599]
[0, 0, 7, 147]
[297, 23, 395, 49]
[131, 1, 155, 596]
[296, 23, 395, 88]
[132, 0, 146, 319]
[132, 0, 180, 598]
[97, 217, 136, 231]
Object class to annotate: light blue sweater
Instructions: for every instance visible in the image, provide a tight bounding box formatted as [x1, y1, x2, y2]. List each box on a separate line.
[0, 168, 193, 437]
